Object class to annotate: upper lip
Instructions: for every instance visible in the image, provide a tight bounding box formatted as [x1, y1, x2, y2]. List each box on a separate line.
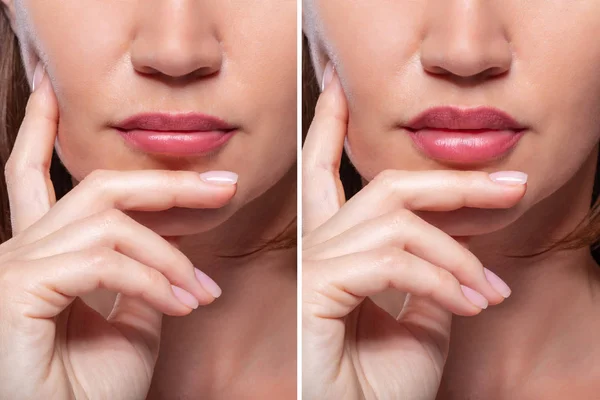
[114, 113, 236, 132]
[404, 107, 526, 131]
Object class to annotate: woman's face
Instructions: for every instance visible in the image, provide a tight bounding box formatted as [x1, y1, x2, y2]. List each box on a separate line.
[5, 0, 296, 235]
[305, 1, 600, 232]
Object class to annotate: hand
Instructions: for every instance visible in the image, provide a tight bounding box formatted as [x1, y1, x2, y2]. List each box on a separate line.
[302, 65, 526, 400]
[0, 66, 235, 400]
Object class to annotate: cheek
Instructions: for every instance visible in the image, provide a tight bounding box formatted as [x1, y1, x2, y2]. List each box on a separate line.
[219, 5, 297, 203]
[54, 120, 118, 182]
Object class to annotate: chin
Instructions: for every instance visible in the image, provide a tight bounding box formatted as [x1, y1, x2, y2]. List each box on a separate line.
[126, 206, 236, 237]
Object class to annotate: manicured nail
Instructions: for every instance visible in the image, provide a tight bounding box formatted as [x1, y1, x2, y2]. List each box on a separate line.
[32, 61, 45, 92]
[171, 285, 199, 309]
[194, 268, 222, 298]
[199, 171, 238, 185]
[489, 171, 528, 185]
[484, 268, 512, 298]
[321, 61, 334, 91]
[461, 285, 488, 309]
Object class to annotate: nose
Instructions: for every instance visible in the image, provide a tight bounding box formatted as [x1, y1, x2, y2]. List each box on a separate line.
[130, 0, 222, 80]
[420, 1, 512, 80]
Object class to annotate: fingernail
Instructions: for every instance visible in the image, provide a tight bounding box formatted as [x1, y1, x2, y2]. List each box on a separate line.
[461, 285, 488, 309]
[171, 285, 199, 309]
[489, 171, 528, 185]
[484, 268, 512, 298]
[32, 61, 45, 92]
[194, 268, 222, 298]
[199, 171, 238, 185]
[321, 61, 334, 91]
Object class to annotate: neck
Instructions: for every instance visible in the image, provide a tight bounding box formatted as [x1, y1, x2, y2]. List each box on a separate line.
[179, 165, 297, 263]
[152, 167, 297, 393]
[439, 147, 600, 396]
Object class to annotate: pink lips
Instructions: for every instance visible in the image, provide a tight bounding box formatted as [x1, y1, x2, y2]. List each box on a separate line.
[404, 107, 526, 165]
[114, 113, 237, 156]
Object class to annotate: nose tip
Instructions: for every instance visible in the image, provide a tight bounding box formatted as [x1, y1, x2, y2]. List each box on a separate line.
[133, 37, 223, 79]
[130, 3, 223, 80]
[421, 40, 512, 79]
[419, 4, 512, 81]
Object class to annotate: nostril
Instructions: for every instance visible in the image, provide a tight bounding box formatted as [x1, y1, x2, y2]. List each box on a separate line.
[130, 32, 223, 80]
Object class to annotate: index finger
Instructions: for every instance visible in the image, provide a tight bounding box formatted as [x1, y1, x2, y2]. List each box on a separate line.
[309, 169, 528, 245]
[4, 63, 58, 236]
[302, 62, 348, 234]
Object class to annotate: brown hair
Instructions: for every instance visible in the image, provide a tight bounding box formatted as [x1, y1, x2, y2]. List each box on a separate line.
[0, 10, 295, 255]
[302, 34, 600, 259]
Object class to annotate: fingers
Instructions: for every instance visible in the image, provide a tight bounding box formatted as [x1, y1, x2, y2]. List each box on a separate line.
[12, 208, 220, 304]
[305, 209, 510, 304]
[302, 62, 348, 234]
[303, 247, 487, 322]
[4, 248, 199, 320]
[5, 63, 58, 236]
[308, 169, 527, 245]
[16, 169, 237, 244]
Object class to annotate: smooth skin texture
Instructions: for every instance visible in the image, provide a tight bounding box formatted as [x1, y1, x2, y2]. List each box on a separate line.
[1, 0, 297, 399]
[303, 69, 524, 400]
[0, 69, 233, 399]
[7, 0, 297, 237]
[304, 1, 600, 399]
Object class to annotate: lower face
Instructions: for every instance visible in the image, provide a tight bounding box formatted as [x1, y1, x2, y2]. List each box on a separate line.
[305, 0, 600, 233]
[12, 0, 297, 235]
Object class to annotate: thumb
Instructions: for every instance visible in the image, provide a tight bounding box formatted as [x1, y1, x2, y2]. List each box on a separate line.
[108, 295, 164, 367]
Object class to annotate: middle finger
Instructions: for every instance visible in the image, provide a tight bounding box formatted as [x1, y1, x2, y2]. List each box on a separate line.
[12, 209, 219, 303]
[305, 209, 510, 303]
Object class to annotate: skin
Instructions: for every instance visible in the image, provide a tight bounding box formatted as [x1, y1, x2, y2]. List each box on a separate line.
[1, 1, 296, 399]
[304, 1, 600, 399]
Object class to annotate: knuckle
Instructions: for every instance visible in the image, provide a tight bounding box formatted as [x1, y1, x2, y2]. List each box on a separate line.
[449, 170, 486, 188]
[97, 208, 130, 228]
[370, 169, 406, 193]
[456, 249, 479, 273]
[93, 210, 134, 247]
[141, 266, 165, 289]
[434, 268, 455, 294]
[373, 169, 397, 185]
[83, 247, 116, 269]
[169, 170, 193, 188]
[374, 247, 405, 271]
[83, 169, 113, 188]
[388, 209, 417, 230]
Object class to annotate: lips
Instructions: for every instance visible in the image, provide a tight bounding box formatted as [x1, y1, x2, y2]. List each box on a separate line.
[403, 107, 527, 165]
[114, 113, 237, 156]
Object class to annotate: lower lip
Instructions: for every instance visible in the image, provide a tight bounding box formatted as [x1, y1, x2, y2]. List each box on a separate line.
[118, 129, 235, 156]
[407, 129, 525, 164]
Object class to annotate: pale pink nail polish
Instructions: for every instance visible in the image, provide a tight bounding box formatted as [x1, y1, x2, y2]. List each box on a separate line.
[461, 285, 488, 309]
[199, 171, 238, 185]
[321, 61, 334, 91]
[489, 171, 528, 185]
[194, 268, 222, 298]
[171, 285, 199, 309]
[32, 62, 45, 92]
[484, 268, 512, 298]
